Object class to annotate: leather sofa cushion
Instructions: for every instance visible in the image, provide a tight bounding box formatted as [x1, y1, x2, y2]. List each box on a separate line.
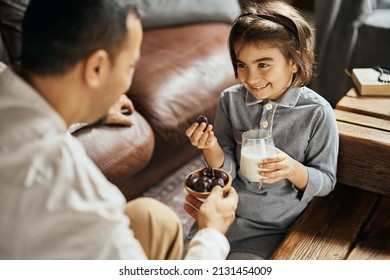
[128, 23, 237, 147]
[73, 111, 154, 181]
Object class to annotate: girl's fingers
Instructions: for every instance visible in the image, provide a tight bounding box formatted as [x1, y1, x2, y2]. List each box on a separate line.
[206, 131, 215, 146]
[263, 154, 284, 163]
[185, 123, 199, 138]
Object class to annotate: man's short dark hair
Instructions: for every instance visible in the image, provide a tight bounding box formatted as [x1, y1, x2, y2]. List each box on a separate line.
[21, 0, 139, 75]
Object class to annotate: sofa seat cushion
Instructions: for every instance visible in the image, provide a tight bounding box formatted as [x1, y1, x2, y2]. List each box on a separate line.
[128, 23, 237, 148]
[72, 111, 154, 186]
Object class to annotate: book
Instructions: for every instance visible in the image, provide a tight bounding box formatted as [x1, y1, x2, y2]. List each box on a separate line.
[351, 68, 390, 96]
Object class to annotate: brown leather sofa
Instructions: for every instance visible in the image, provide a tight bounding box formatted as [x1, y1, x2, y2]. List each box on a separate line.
[1, 0, 238, 200]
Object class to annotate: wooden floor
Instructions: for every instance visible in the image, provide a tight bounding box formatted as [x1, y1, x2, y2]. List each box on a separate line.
[272, 184, 390, 260]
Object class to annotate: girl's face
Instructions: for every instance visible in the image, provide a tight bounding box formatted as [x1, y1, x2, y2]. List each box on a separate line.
[235, 43, 297, 101]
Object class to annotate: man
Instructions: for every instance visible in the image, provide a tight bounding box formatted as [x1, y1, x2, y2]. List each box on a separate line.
[0, 0, 238, 259]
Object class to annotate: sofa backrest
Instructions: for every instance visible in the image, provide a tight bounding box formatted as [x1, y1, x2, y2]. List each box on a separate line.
[0, 0, 29, 66]
[1, 0, 240, 67]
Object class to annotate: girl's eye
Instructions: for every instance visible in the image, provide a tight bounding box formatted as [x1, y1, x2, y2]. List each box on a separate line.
[258, 63, 268, 68]
[237, 63, 247, 68]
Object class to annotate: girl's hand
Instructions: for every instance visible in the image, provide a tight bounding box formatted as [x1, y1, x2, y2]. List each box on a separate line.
[259, 149, 308, 189]
[185, 122, 217, 150]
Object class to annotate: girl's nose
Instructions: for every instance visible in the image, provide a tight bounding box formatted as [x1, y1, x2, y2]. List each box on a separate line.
[245, 69, 259, 84]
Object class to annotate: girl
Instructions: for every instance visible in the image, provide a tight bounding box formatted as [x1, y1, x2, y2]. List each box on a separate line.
[186, 0, 339, 259]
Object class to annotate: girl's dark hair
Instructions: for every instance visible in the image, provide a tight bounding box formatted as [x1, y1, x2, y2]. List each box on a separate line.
[229, 0, 314, 87]
[21, 0, 139, 75]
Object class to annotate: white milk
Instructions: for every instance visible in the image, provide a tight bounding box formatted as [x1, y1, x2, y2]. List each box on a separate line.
[240, 144, 276, 182]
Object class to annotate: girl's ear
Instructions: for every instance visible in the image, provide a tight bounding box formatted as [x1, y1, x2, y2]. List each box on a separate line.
[82, 50, 110, 89]
[290, 59, 298, 74]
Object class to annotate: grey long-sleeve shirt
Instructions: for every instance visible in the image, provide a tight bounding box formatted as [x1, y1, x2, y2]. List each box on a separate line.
[214, 84, 338, 251]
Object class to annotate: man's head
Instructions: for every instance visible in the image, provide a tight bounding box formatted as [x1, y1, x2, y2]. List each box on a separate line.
[21, 0, 138, 75]
[21, 0, 143, 125]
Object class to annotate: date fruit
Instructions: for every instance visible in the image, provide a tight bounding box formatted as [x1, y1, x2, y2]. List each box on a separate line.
[196, 115, 208, 126]
[196, 115, 210, 132]
[200, 166, 214, 177]
[186, 167, 228, 193]
[214, 169, 229, 183]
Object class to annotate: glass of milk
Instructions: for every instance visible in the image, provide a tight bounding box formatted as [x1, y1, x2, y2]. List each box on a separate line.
[240, 129, 276, 189]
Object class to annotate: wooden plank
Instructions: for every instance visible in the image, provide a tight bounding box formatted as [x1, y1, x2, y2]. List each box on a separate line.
[346, 88, 359, 97]
[336, 121, 390, 196]
[348, 197, 390, 260]
[334, 109, 390, 132]
[336, 89, 390, 120]
[336, 120, 390, 143]
[271, 185, 379, 260]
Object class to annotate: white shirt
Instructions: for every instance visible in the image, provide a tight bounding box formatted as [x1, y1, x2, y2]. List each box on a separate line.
[0, 63, 229, 260]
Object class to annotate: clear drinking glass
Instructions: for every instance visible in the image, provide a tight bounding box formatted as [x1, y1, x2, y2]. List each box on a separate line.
[240, 129, 276, 189]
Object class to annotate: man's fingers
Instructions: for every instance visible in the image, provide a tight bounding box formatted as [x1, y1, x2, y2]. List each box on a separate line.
[105, 114, 133, 126]
[122, 99, 135, 114]
[116, 94, 135, 114]
[183, 203, 198, 219]
[185, 194, 203, 209]
[224, 186, 239, 206]
[207, 185, 223, 200]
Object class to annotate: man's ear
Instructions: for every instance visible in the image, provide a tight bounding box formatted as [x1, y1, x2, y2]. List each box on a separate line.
[83, 50, 110, 88]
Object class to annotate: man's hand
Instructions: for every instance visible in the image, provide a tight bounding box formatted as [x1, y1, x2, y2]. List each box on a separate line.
[184, 186, 238, 235]
[105, 94, 135, 126]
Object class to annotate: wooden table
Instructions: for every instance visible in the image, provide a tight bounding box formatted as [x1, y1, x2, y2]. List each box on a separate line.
[334, 88, 390, 196]
[271, 183, 390, 260]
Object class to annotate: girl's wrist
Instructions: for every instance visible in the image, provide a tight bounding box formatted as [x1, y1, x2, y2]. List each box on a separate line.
[288, 160, 308, 191]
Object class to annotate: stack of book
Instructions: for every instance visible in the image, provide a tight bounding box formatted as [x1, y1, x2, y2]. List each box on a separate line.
[351, 68, 390, 96]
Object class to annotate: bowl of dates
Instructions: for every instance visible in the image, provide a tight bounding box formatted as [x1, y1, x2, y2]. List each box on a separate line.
[184, 167, 232, 199]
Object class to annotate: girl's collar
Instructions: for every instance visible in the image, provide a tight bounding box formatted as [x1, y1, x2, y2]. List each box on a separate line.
[244, 86, 302, 107]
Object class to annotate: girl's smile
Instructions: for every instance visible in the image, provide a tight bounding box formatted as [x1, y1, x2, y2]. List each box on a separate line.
[249, 82, 269, 91]
[236, 43, 297, 101]
[246, 82, 271, 98]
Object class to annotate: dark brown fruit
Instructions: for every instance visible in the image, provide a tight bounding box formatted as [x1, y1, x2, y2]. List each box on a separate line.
[186, 174, 199, 188]
[187, 167, 229, 193]
[215, 169, 229, 184]
[196, 115, 208, 126]
[200, 167, 214, 178]
[193, 180, 210, 192]
[212, 178, 225, 187]
[199, 176, 213, 185]
[196, 115, 210, 132]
